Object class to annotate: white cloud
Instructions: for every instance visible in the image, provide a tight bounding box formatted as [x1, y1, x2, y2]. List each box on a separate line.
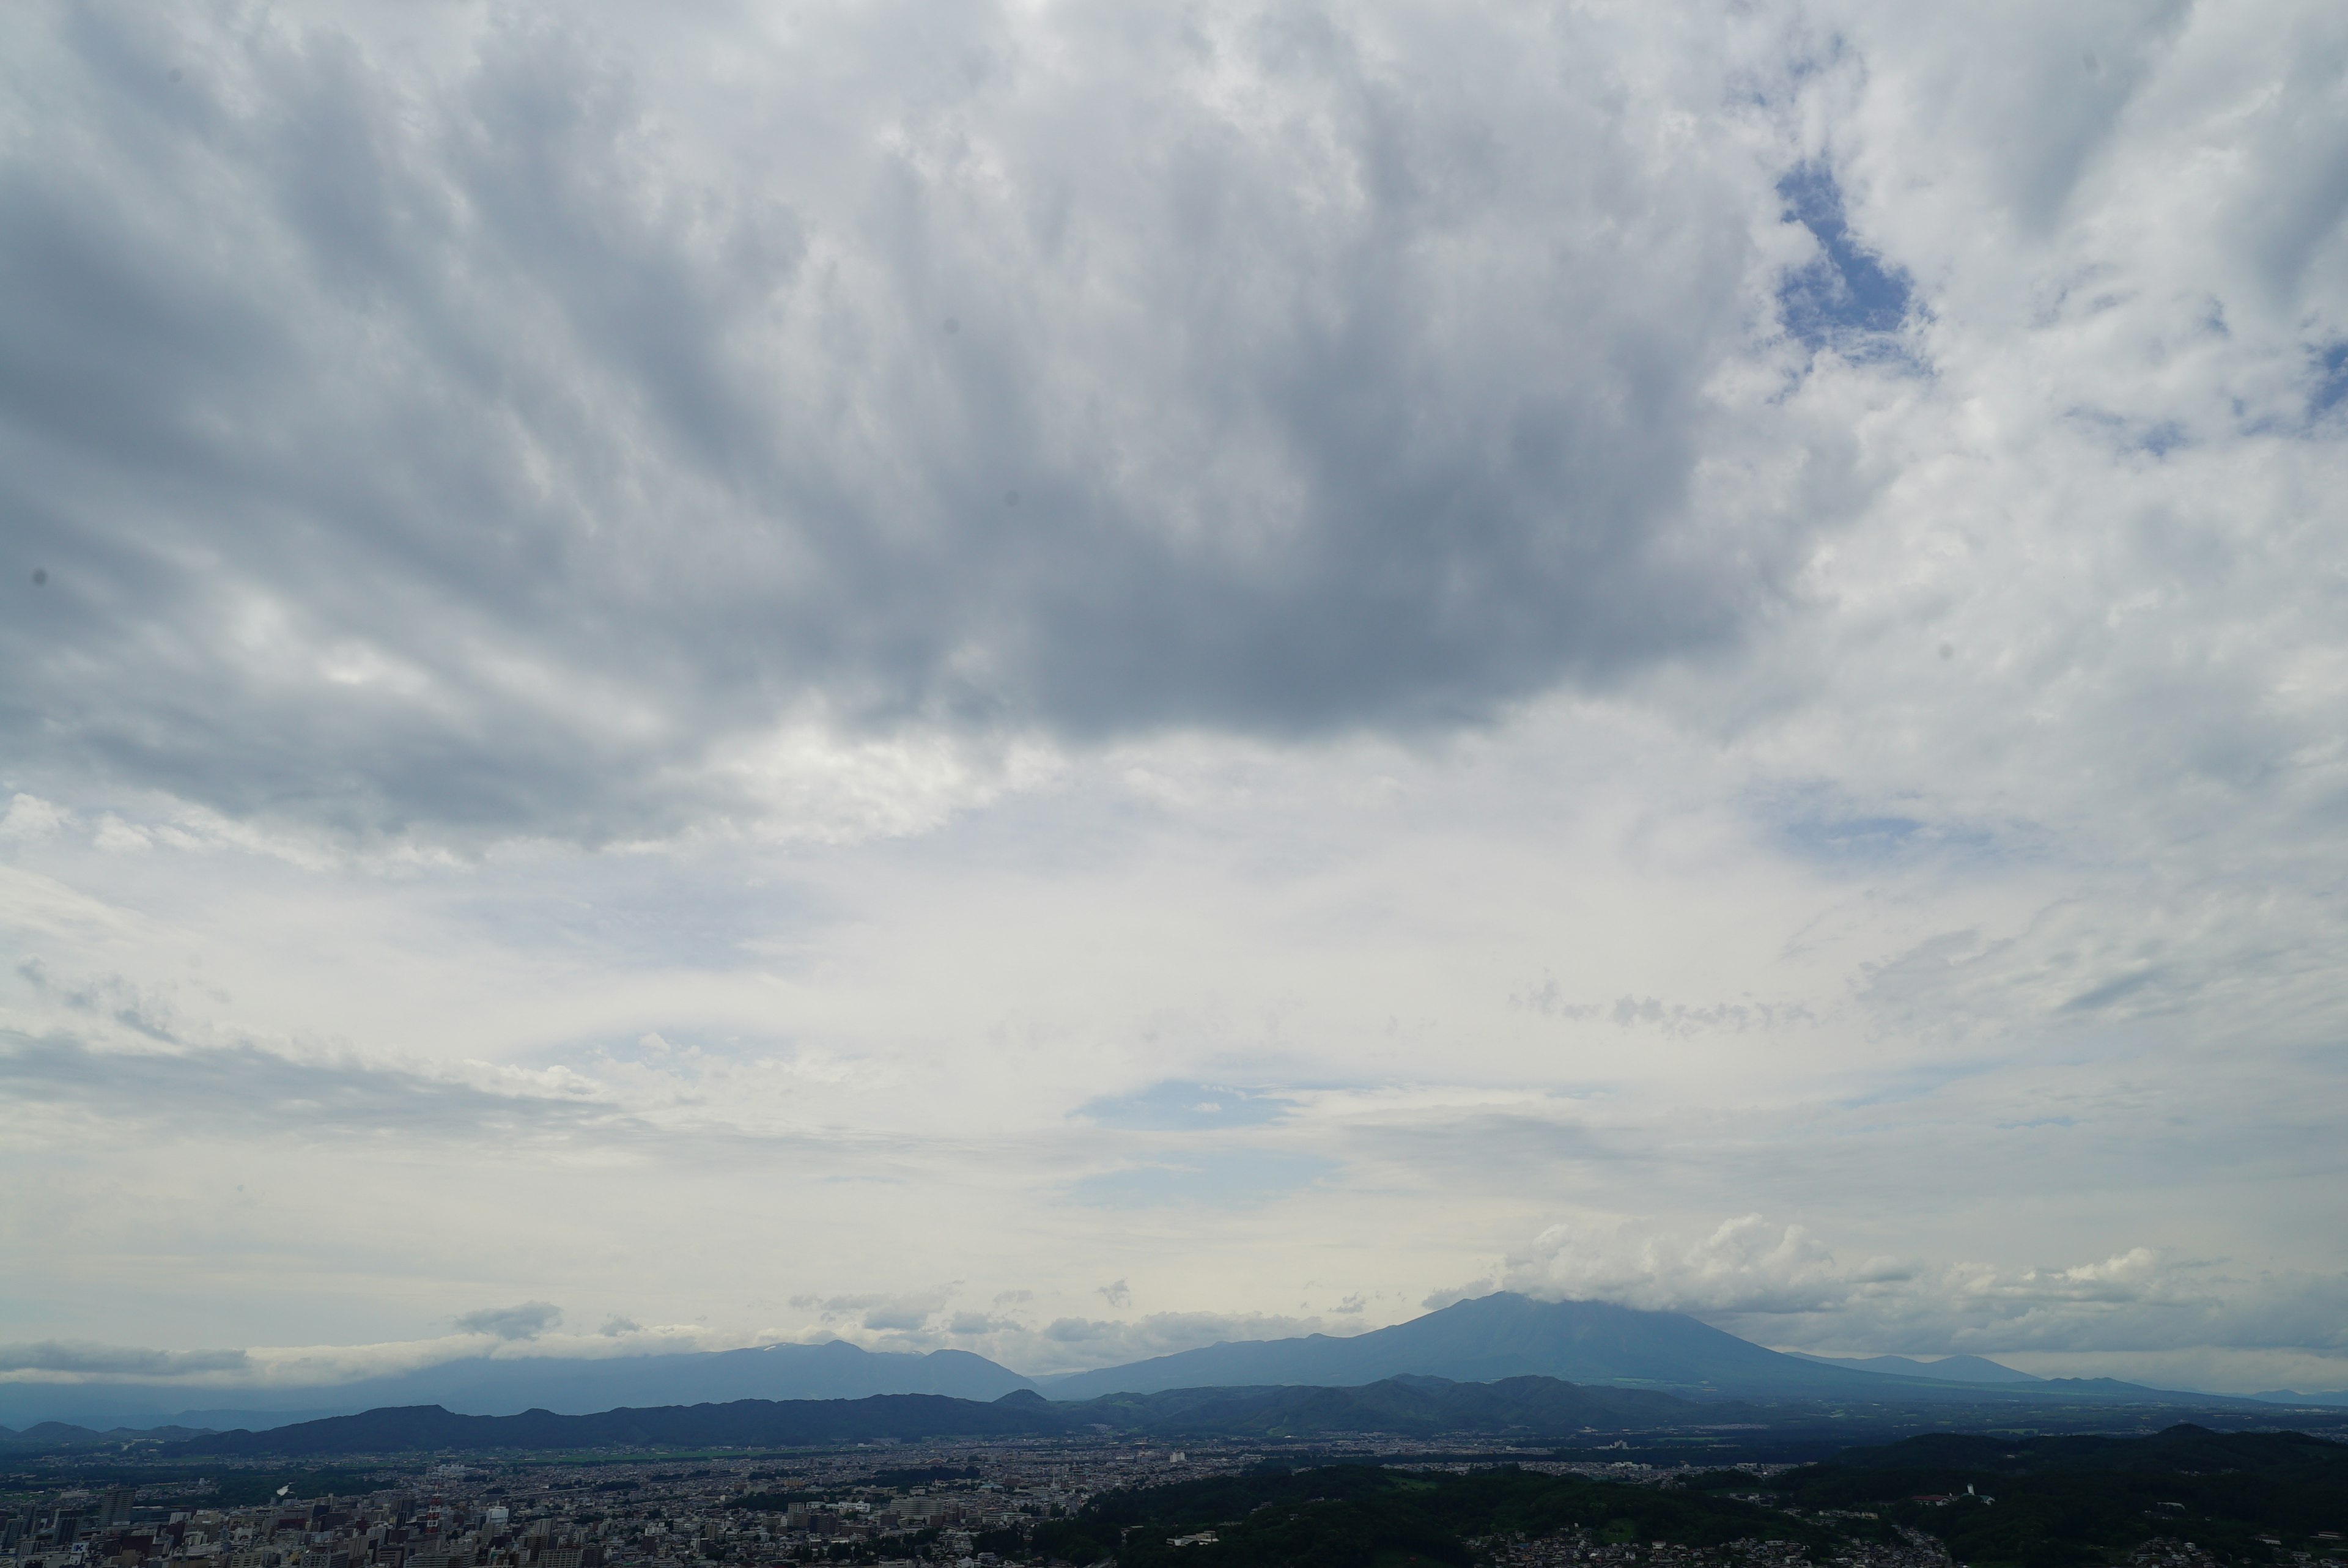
[1506, 1216, 2348, 1370]
[0, 795, 70, 841]
[0, 1342, 249, 1379]
[1507, 1217, 1912, 1317]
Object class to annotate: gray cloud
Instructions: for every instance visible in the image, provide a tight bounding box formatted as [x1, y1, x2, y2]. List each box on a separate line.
[1018, 1309, 1332, 1371]
[16, 959, 184, 1043]
[1505, 1218, 2348, 1359]
[0, 1029, 634, 1145]
[0, 1341, 251, 1378]
[1076, 1081, 1294, 1132]
[0, 1, 1831, 847]
[1066, 1150, 1335, 1209]
[454, 1301, 563, 1341]
[789, 1290, 954, 1333]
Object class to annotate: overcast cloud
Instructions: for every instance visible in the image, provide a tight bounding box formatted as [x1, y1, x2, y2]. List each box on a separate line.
[2, 0, 2346, 1399]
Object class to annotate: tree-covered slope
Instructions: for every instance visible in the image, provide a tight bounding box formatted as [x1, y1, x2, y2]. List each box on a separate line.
[1063, 1374, 1716, 1436]
[1032, 1463, 1853, 1568]
[1733, 1423, 2348, 1567]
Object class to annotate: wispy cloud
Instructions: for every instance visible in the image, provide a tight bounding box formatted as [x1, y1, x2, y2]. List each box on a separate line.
[0, 1342, 251, 1378]
[1506, 1216, 2348, 1360]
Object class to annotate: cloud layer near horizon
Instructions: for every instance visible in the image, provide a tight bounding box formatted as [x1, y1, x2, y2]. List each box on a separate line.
[2, 0, 2346, 1399]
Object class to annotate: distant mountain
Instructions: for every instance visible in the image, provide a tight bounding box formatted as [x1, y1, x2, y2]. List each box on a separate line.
[149, 1366, 2317, 1458]
[1788, 1352, 2040, 1385]
[0, 1419, 216, 1451]
[0, 1421, 106, 1449]
[1066, 1374, 1719, 1438]
[0, 1341, 1033, 1430]
[2254, 1389, 2348, 1407]
[2026, 1377, 2272, 1406]
[330, 1341, 1035, 1412]
[166, 1394, 1067, 1456]
[1036, 1294, 2001, 1401]
[162, 1375, 1728, 1456]
[1038, 1295, 2273, 1408]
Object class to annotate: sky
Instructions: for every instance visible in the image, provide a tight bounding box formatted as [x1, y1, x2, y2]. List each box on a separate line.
[2, 0, 2346, 1402]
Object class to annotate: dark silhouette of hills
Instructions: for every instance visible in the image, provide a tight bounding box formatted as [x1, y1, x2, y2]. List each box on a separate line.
[150, 1368, 2326, 1458]
[292, 1340, 1031, 1413]
[1072, 1373, 1718, 1437]
[0, 1419, 215, 1449]
[161, 1374, 1735, 1455]
[2255, 1388, 2348, 1407]
[166, 1394, 1067, 1456]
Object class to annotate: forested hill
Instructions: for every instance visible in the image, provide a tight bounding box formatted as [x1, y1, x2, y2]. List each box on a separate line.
[1032, 1427, 2348, 1568]
[1759, 1423, 2348, 1566]
[1816, 1423, 2348, 1476]
[163, 1374, 1735, 1454]
[164, 1395, 1068, 1456]
[1072, 1374, 1715, 1436]
[1033, 1463, 1862, 1568]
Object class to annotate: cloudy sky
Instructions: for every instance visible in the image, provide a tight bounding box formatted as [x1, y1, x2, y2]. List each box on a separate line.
[3, 0, 2346, 1402]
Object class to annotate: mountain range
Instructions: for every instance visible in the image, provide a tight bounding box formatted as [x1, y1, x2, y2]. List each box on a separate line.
[1044, 1372, 1719, 1438]
[0, 1419, 215, 1450]
[1032, 1295, 2163, 1404]
[161, 1374, 1724, 1455]
[148, 1363, 2332, 1458]
[1, 1292, 2289, 1432]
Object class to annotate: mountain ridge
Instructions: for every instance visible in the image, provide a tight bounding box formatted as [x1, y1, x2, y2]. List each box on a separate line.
[157, 1375, 1740, 1455]
[1036, 1295, 2090, 1402]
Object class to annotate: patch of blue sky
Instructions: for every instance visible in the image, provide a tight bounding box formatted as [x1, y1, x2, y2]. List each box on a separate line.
[2059, 967, 2166, 1014]
[2312, 340, 2348, 421]
[1757, 781, 2010, 869]
[1076, 1080, 1294, 1131]
[445, 861, 827, 971]
[2065, 405, 2192, 457]
[1830, 1058, 2001, 1113]
[1775, 163, 1917, 361]
[1066, 1150, 1334, 1210]
[1782, 812, 1925, 857]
